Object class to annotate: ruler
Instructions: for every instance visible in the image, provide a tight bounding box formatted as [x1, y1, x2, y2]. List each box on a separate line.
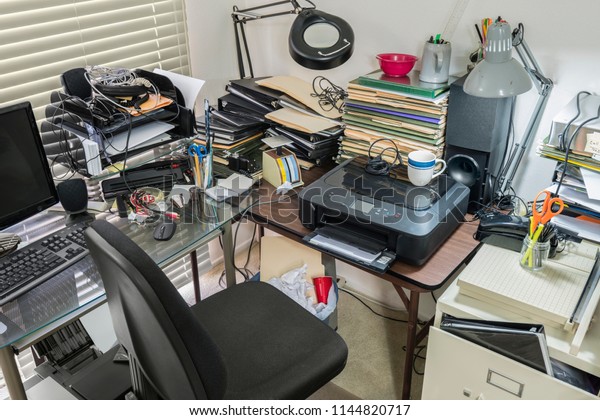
[442, 0, 471, 42]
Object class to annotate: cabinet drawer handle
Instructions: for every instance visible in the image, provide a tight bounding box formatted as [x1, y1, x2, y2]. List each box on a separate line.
[487, 369, 524, 397]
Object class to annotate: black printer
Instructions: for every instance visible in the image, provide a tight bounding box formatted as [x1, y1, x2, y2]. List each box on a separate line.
[298, 158, 469, 271]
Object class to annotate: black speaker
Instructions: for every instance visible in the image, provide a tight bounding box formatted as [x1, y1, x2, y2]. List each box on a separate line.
[56, 179, 95, 226]
[444, 75, 512, 213]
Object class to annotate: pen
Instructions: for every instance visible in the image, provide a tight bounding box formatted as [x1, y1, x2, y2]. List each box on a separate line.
[434, 33, 441, 44]
[474, 23, 483, 44]
[204, 99, 211, 154]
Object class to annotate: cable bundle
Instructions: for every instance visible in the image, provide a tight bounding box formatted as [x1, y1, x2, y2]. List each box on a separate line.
[311, 76, 347, 113]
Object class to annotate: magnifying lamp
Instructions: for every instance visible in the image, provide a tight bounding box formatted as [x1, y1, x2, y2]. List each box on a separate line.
[232, 0, 354, 78]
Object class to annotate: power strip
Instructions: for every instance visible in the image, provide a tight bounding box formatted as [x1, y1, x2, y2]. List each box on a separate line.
[83, 139, 102, 176]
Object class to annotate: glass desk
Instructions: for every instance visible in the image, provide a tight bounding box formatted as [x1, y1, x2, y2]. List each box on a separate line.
[0, 189, 256, 399]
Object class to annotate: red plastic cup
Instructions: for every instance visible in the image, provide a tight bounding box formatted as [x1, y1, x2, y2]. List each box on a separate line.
[313, 276, 333, 304]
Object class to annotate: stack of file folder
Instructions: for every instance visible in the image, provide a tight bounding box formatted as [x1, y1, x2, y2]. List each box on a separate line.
[265, 125, 343, 169]
[537, 94, 600, 242]
[193, 79, 279, 180]
[339, 70, 455, 174]
[256, 76, 344, 169]
[222, 76, 344, 169]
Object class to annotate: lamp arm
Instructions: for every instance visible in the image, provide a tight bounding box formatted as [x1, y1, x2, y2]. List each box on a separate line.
[497, 32, 554, 195]
[513, 36, 552, 95]
[232, 0, 314, 22]
[498, 90, 552, 194]
[232, 0, 315, 78]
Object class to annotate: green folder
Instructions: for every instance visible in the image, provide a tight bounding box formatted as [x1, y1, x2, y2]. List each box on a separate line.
[358, 70, 458, 99]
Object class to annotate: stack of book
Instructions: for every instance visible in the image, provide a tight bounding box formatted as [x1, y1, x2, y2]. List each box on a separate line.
[339, 70, 455, 172]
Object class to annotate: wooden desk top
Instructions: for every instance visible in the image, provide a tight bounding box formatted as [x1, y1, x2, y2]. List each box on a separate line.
[249, 165, 480, 292]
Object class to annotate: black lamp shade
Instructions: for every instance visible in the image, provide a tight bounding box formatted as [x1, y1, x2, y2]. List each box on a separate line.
[289, 9, 354, 70]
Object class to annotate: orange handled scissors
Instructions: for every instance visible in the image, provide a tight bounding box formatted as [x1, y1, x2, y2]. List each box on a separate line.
[522, 190, 565, 267]
[529, 190, 565, 237]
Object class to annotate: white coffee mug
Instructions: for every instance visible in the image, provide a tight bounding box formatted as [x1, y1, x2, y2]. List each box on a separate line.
[407, 150, 446, 186]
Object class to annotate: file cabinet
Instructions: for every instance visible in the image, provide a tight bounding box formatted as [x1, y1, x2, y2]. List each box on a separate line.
[422, 282, 600, 400]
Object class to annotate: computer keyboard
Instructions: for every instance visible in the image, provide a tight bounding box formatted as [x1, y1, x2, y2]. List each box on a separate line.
[0, 223, 89, 306]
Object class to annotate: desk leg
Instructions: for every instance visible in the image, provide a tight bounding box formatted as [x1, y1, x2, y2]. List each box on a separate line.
[190, 250, 201, 303]
[392, 285, 420, 400]
[222, 220, 236, 288]
[0, 346, 26, 400]
[322, 254, 337, 280]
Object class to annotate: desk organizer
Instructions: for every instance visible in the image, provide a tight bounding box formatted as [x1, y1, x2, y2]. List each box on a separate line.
[262, 148, 303, 189]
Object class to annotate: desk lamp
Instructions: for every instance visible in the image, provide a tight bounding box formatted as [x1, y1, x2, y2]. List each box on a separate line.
[232, 0, 354, 78]
[463, 20, 553, 197]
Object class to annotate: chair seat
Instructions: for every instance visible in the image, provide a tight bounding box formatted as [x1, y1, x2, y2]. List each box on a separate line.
[191, 281, 348, 399]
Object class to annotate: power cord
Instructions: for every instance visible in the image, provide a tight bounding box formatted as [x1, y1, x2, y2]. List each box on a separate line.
[311, 76, 347, 113]
[554, 91, 599, 197]
[365, 138, 403, 176]
[340, 288, 428, 375]
[216, 190, 300, 287]
[340, 288, 426, 325]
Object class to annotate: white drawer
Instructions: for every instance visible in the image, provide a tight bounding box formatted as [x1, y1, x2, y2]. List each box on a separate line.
[422, 327, 598, 400]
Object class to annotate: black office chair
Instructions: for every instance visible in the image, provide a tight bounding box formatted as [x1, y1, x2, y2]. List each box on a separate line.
[60, 67, 92, 100]
[84, 220, 348, 400]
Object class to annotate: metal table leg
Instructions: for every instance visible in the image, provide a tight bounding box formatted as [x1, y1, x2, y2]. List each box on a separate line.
[392, 285, 422, 400]
[321, 254, 338, 330]
[221, 220, 236, 288]
[0, 346, 26, 400]
[190, 250, 201, 303]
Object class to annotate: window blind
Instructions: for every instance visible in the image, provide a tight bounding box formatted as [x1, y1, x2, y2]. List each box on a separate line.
[0, 0, 190, 120]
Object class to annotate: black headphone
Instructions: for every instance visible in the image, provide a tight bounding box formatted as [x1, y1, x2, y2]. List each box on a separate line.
[365, 138, 403, 176]
[95, 84, 150, 110]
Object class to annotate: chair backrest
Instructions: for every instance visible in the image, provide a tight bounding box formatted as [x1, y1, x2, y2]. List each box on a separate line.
[61, 68, 92, 100]
[84, 220, 227, 399]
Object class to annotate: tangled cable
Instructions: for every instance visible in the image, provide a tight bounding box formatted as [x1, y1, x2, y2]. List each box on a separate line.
[311, 76, 347, 113]
[365, 138, 403, 176]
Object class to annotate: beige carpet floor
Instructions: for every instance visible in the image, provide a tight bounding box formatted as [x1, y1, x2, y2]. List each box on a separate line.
[181, 242, 427, 400]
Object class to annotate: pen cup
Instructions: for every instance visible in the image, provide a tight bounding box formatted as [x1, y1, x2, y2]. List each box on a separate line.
[519, 236, 550, 271]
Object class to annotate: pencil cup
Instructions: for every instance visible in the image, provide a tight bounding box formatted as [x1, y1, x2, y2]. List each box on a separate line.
[519, 236, 550, 271]
[419, 41, 451, 84]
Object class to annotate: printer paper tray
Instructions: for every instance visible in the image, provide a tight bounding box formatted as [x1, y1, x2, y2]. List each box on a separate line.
[303, 225, 396, 273]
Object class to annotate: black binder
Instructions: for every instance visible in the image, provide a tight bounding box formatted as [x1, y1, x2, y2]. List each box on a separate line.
[226, 77, 282, 112]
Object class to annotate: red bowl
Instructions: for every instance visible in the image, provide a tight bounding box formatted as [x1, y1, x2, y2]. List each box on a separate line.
[376, 53, 418, 77]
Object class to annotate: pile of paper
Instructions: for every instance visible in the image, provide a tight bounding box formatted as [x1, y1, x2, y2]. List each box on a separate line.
[537, 94, 600, 242]
[255, 75, 344, 169]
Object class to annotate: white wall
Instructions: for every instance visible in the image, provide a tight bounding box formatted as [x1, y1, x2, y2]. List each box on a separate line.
[186, 0, 600, 317]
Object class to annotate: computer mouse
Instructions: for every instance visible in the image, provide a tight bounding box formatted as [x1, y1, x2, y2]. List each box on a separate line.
[153, 221, 177, 241]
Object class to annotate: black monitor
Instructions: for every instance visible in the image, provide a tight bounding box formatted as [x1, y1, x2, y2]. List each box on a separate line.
[0, 102, 58, 230]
